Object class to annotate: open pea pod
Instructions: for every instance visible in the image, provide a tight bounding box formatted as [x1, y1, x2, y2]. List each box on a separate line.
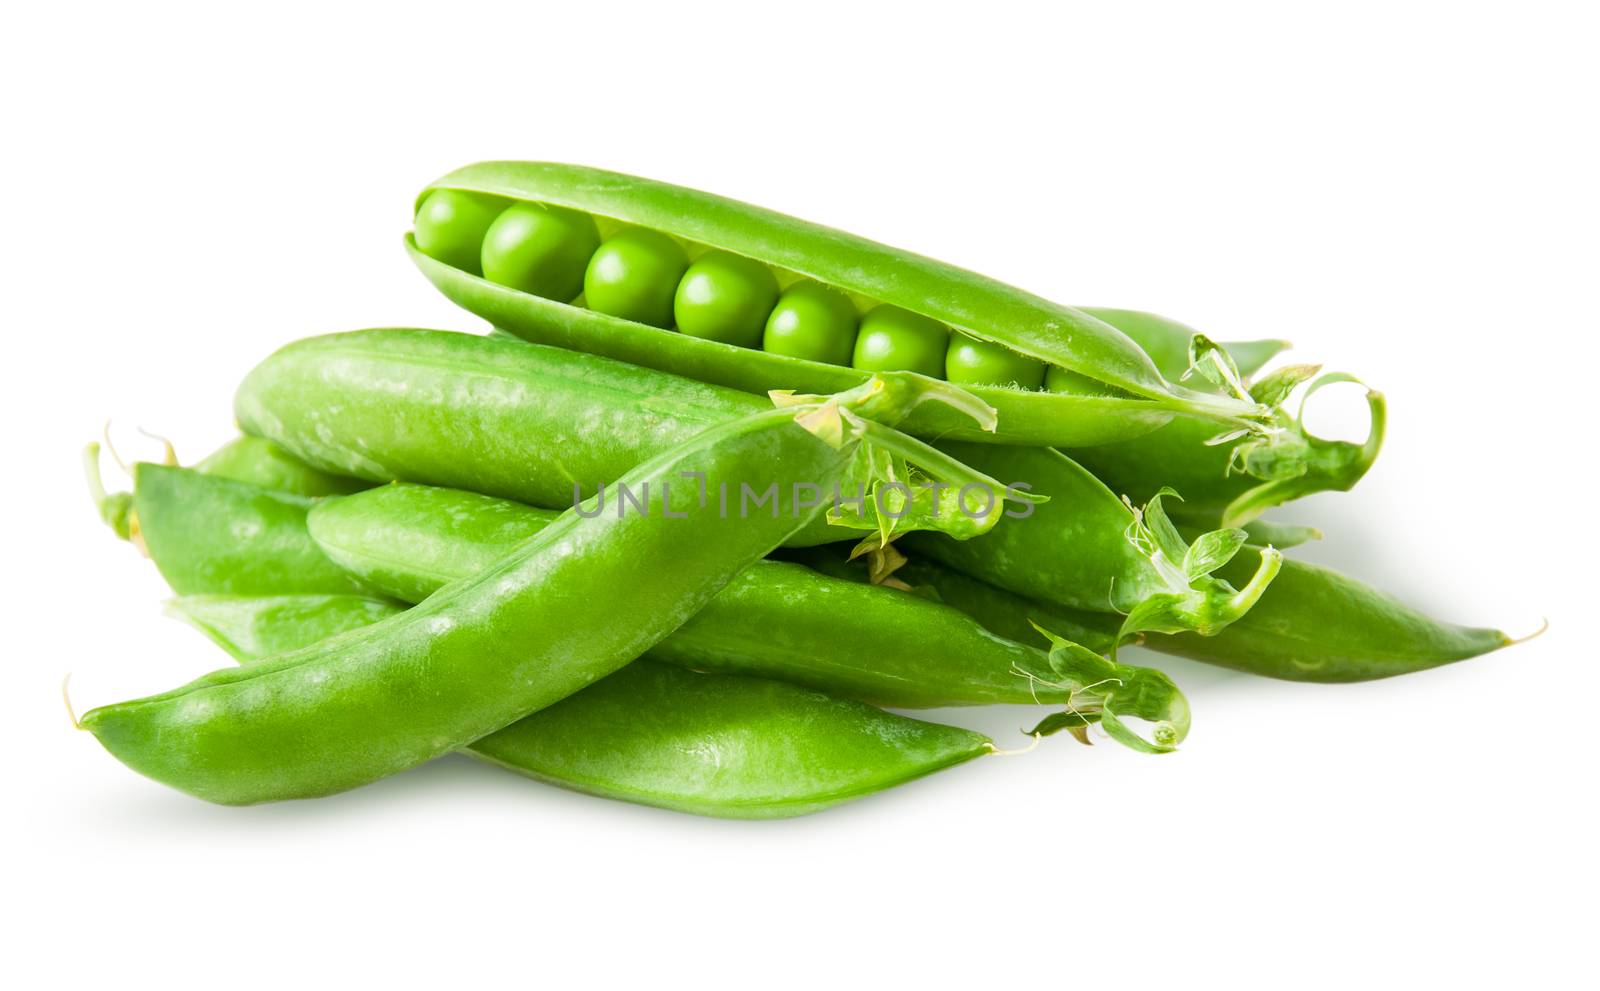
[407, 162, 1271, 447]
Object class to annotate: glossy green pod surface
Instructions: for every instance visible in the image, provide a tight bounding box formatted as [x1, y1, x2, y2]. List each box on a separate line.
[234, 327, 1014, 548]
[132, 464, 369, 596]
[410, 162, 1271, 446]
[1145, 548, 1513, 681]
[168, 592, 992, 820]
[869, 545, 1511, 683]
[905, 444, 1282, 639]
[472, 661, 992, 818]
[83, 382, 915, 804]
[195, 436, 373, 498]
[234, 327, 765, 505]
[307, 482, 1187, 724]
[171, 594, 405, 660]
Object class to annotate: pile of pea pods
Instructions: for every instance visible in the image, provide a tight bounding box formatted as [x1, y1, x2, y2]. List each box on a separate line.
[79, 162, 1519, 817]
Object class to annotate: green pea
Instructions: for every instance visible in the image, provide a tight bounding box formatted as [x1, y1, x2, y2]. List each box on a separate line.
[480, 202, 600, 302]
[945, 333, 1046, 389]
[413, 189, 505, 276]
[673, 250, 779, 347]
[851, 305, 949, 377]
[583, 227, 689, 328]
[1045, 365, 1105, 394]
[762, 280, 859, 365]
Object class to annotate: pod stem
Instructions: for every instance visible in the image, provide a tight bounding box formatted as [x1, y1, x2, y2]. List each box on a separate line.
[62, 673, 82, 730]
[83, 442, 135, 541]
[1018, 623, 1191, 754]
[780, 375, 1034, 543]
[1219, 373, 1386, 527]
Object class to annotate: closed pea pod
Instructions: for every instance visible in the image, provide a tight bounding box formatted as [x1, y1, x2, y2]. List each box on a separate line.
[904, 444, 1283, 640]
[303, 481, 1186, 727]
[819, 545, 1514, 684]
[166, 594, 995, 820]
[235, 328, 1019, 546]
[86, 457, 370, 597]
[78, 377, 1017, 803]
[1143, 547, 1515, 681]
[407, 162, 1274, 447]
[100, 447, 1182, 735]
[171, 594, 406, 661]
[193, 435, 373, 497]
[236, 327, 1262, 641]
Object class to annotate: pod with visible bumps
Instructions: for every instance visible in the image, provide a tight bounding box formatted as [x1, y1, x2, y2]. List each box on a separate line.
[408, 162, 1273, 446]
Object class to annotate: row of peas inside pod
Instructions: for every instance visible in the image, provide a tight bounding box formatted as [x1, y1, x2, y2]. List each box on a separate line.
[413, 189, 1100, 392]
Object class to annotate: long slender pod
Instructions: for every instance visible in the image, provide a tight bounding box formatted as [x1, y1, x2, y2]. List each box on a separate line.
[237, 327, 1268, 638]
[408, 162, 1271, 446]
[235, 328, 993, 546]
[905, 444, 1282, 640]
[195, 436, 374, 497]
[96, 454, 1185, 731]
[304, 482, 1185, 727]
[167, 595, 991, 819]
[80, 376, 1000, 803]
[815, 546, 1512, 683]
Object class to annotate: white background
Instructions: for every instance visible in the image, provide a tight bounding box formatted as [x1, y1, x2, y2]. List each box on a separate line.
[3, 2, 1593, 987]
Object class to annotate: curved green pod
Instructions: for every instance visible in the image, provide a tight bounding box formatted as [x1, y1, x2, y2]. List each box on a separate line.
[168, 594, 992, 820]
[170, 593, 406, 660]
[235, 328, 1016, 547]
[1072, 309, 1385, 528]
[471, 662, 992, 818]
[905, 444, 1283, 640]
[788, 547, 1123, 656]
[409, 162, 1270, 446]
[305, 482, 1187, 729]
[1145, 548, 1514, 681]
[109, 452, 1184, 738]
[851, 546, 1512, 683]
[127, 464, 369, 596]
[1077, 307, 1290, 383]
[83, 377, 975, 804]
[234, 327, 764, 504]
[194, 436, 373, 498]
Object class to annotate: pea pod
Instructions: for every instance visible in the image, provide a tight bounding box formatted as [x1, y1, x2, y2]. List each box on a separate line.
[407, 162, 1272, 447]
[1078, 307, 1290, 383]
[237, 327, 1265, 639]
[194, 436, 373, 498]
[87, 458, 369, 597]
[167, 594, 993, 820]
[1146, 547, 1515, 680]
[1070, 308, 1385, 528]
[80, 375, 1000, 804]
[235, 328, 1015, 547]
[169, 593, 405, 659]
[304, 481, 1188, 731]
[107, 444, 1185, 739]
[827, 546, 1513, 683]
[906, 444, 1283, 641]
